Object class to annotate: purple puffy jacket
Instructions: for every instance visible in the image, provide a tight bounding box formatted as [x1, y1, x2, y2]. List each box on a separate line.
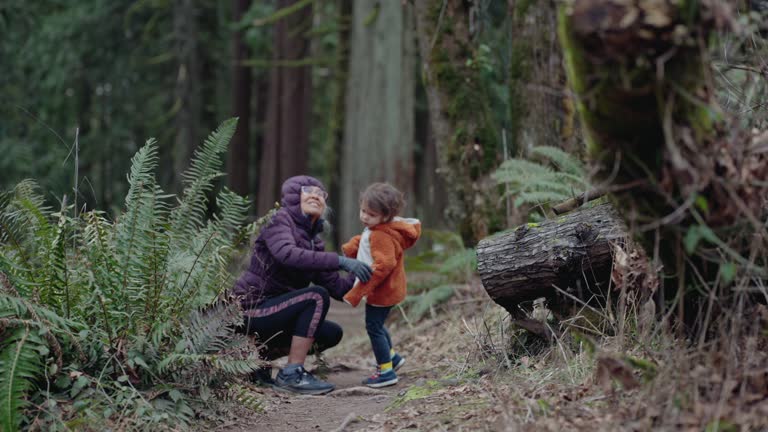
[232, 175, 354, 308]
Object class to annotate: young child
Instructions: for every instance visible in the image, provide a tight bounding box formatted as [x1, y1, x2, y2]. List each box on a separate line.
[342, 183, 421, 388]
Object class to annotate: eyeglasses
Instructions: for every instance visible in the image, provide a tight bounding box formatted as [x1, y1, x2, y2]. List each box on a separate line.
[301, 185, 328, 200]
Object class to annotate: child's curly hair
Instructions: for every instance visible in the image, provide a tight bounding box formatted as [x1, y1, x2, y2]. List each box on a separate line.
[360, 183, 405, 222]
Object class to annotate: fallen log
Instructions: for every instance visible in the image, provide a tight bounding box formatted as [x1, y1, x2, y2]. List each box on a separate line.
[476, 203, 628, 334]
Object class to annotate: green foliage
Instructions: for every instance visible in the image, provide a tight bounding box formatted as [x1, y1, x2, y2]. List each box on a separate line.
[0, 326, 43, 431]
[402, 285, 457, 321]
[492, 145, 588, 211]
[0, 119, 261, 429]
[402, 230, 476, 321]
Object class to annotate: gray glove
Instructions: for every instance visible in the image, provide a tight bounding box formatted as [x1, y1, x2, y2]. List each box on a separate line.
[338, 256, 373, 282]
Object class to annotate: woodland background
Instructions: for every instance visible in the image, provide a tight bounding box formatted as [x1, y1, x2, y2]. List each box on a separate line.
[2, 0, 768, 430]
[0, 0, 578, 246]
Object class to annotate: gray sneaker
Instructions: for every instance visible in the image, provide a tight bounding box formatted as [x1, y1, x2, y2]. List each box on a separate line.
[274, 366, 335, 395]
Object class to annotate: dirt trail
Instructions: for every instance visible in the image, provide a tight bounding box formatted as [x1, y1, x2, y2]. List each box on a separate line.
[224, 301, 409, 432]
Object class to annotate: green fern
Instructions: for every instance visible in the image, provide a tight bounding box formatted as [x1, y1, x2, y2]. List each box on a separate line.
[0, 181, 56, 298]
[113, 139, 169, 334]
[403, 285, 457, 321]
[181, 301, 241, 354]
[227, 383, 264, 413]
[0, 119, 257, 428]
[169, 118, 237, 245]
[530, 146, 585, 176]
[0, 293, 85, 335]
[401, 230, 476, 320]
[492, 145, 589, 211]
[0, 326, 42, 431]
[158, 301, 259, 379]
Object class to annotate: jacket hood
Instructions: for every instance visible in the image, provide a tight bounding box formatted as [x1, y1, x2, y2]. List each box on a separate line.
[374, 217, 421, 250]
[280, 175, 327, 231]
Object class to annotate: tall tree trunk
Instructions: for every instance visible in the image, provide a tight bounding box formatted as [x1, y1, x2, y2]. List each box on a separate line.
[229, 0, 252, 197]
[257, 0, 313, 214]
[414, 98, 449, 232]
[413, 0, 501, 245]
[252, 77, 268, 207]
[507, 0, 573, 154]
[173, 0, 202, 189]
[339, 0, 416, 242]
[326, 0, 352, 248]
[558, 0, 767, 331]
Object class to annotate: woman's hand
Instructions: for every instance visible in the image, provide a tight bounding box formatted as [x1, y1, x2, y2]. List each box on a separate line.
[338, 256, 373, 282]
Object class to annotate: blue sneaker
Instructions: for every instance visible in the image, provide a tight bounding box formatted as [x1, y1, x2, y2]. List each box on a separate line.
[275, 366, 335, 395]
[392, 353, 405, 371]
[372, 354, 406, 371]
[362, 368, 398, 388]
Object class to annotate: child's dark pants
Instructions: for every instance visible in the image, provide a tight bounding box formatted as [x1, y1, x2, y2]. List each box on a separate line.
[365, 304, 393, 364]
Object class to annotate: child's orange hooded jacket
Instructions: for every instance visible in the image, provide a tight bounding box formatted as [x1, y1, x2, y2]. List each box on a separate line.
[342, 217, 421, 307]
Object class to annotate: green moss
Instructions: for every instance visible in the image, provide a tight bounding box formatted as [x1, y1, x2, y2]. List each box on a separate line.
[387, 381, 441, 411]
[424, 0, 502, 242]
[557, 5, 599, 154]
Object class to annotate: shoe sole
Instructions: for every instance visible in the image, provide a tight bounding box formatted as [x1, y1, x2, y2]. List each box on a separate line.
[366, 377, 398, 388]
[272, 384, 335, 395]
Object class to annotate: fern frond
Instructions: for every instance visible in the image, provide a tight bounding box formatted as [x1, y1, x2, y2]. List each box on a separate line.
[168, 189, 249, 303]
[181, 301, 241, 355]
[0, 326, 42, 432]
[226, 383, 264, 413]
[492, 158, 553, 183]
[492, 147, 589, 212]
[211, 188, 251, 245]
[0, 293, 84, 333]
[39, 210, 72, 314]
[157, 351, 260, 377]
[437, 249, 477, 276]
[404, 285, 457, 321]
[530, 146, 585, 176]
[169, 118, 237, 244]
[113, 140, 173, 334]
[121, 139, 161, 214]
[0, 181, 54, 289]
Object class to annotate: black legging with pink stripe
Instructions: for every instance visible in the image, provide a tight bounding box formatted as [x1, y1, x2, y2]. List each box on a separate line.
[239, 286, 342, 360]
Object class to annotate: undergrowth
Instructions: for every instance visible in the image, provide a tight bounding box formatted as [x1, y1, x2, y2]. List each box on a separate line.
[0, 119, 265, 431]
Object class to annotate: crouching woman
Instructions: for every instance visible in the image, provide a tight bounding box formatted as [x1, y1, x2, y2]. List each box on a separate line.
[232, 175, 372, 395]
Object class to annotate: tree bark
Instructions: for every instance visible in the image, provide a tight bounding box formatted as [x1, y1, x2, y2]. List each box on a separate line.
[477, 203, 627, 315]
[339, 0, 416, 242]
[257, 0, 313, 214]
[173, 0, 202, 190]
[506, 0, 573, 155]
[325, 0, 352, 248]
[413, 0, 500, 245]
[558, 1, 767, 332]
[228, 0, 253, 197]
[414, 102, 449, 232]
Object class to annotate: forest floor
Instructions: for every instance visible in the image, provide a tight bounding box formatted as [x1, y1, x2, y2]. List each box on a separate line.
[206, 278, 768, 432]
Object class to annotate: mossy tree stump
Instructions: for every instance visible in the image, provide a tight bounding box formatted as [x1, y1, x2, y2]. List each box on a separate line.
[558, 0, 768, 331]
